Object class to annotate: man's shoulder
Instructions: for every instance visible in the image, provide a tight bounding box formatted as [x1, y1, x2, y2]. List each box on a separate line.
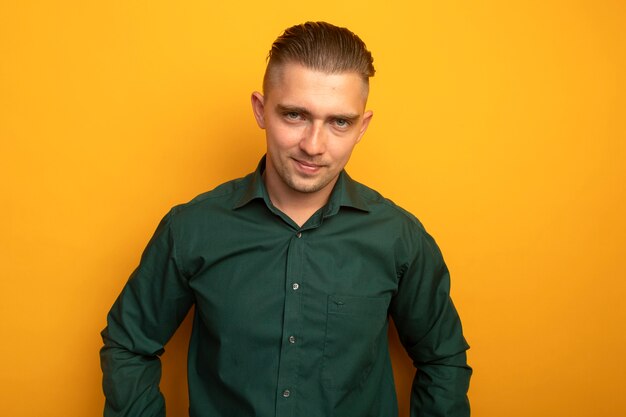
[168, 172, 253, 219]
[349, 178, 443, 260]
[347, 177, 424, 230]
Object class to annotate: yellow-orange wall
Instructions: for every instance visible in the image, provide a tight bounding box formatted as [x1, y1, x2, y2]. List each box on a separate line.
[1, 1, 624, 416]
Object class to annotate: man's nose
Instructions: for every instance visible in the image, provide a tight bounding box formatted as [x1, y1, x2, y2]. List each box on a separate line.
[299, 121, 326, 155]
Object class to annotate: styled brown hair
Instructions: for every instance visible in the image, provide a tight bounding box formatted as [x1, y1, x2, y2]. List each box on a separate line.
[263, 21, 375, 95]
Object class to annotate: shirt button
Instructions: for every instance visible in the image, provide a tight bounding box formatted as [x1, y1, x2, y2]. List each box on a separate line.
[292, 283, 299, 291]
[296, 232, 302, 238]
[282, 389, 291, 398]
[288, 335, 296, 344]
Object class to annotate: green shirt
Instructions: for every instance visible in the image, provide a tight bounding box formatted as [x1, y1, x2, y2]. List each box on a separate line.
[100, 157, 471, 417]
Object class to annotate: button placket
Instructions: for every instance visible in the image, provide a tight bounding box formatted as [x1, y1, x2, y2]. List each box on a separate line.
[275, 229, 305, 415]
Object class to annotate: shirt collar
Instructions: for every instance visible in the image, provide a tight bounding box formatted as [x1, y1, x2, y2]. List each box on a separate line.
[233, 156, 370, 214]
[233, 157, 269, 209]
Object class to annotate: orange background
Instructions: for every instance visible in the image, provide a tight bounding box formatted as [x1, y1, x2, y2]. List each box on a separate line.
[1, 1, 625, 416]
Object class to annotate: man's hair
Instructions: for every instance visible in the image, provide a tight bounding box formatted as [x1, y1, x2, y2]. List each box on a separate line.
[263, 21, 375, 95]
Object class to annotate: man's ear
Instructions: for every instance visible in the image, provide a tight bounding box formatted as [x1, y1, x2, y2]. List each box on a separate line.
[356, 110, 374, 143]
[251, 91, 266, 129]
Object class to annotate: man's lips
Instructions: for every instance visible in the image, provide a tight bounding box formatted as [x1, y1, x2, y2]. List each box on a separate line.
[292, 158, 325, 173]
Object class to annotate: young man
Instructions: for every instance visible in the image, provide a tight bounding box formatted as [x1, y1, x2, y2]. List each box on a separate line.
[101, 21, 471, 417]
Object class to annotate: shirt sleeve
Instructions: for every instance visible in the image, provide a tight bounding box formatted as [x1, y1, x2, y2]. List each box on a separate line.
[389, 225, 472, 417]
[100, 210, 194, 417]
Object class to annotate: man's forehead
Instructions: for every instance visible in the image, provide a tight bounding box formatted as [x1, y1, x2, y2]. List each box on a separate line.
[265, 62, 370, 99]
[264, 67, 368, 116]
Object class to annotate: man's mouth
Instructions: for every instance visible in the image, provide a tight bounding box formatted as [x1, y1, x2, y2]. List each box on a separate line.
[293, 158, 324, 174]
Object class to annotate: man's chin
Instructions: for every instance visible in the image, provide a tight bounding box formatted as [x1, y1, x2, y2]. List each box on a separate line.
[286, 175, 337, 195]
[289, 182, 325, 194]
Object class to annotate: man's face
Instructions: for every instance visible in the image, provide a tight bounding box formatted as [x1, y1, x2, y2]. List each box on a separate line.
[251, 63, 373, 200]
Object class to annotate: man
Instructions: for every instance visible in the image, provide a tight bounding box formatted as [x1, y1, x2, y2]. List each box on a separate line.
[101, 21, 471, 417]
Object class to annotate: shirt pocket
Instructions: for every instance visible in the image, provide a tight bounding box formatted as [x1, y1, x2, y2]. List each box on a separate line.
[321, 295, 389, 391]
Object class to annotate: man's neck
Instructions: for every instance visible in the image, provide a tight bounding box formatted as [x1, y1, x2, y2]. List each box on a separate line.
[263, 172, 336, 228]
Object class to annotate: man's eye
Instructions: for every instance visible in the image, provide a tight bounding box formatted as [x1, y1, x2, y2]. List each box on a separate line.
[285, 112, 301, 120]
[334, 119, 350, 128]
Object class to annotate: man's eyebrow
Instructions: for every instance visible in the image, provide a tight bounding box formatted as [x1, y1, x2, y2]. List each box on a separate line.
[331, 113, 360, 122]
[276, 104, 311, 116]
[275, 104, 360, 121]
